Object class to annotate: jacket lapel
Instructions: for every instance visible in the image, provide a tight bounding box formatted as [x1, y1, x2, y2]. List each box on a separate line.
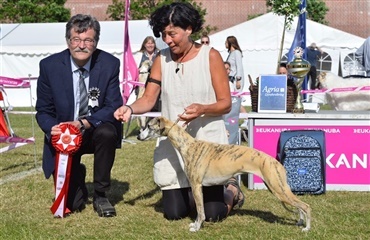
[61, 50, 75, 118]
[88, 50, 101, 89]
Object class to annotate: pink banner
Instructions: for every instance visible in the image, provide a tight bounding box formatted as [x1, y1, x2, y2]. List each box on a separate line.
[0, 76, 32, 88]
[127, 80, 145, 87]
[122, 0, 138, 104]
[0, 136, 35, 144]
[253, 125, 370, 185]
[301, 86, 370, 94]
[231, 91, 250, 97]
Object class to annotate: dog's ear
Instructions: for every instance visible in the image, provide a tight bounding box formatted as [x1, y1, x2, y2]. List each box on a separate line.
[158, 116, 166, 128]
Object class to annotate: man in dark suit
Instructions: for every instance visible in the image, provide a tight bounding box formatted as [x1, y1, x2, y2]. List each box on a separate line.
[36, 14, 122, 217]
[305, 43, 323, 90]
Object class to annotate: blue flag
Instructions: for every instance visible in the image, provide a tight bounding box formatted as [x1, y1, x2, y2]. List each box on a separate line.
[287, 0, 308, 92]
[287, 0, 307, 62]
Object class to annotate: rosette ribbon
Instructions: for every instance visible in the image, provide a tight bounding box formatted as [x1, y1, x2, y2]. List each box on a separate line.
[50, 124, 82, 218]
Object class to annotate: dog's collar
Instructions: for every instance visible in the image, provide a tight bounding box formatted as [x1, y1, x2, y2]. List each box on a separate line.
[168, 111, 185, 133]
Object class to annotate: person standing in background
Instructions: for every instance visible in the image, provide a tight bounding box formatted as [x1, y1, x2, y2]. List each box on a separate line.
[225, 36, 248, 129]
[355, 37, 370, 76]
[200, 34, 210, 46]
[305, 43, 323, 89]
[134, 36, 160, 72]
[134, 36, 160, 99]
[133, 36, 160, 135]
[224, 61, 234, 90]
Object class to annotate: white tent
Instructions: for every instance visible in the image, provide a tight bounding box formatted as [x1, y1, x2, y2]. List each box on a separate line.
[207, 12, 365, 90]
[0, 20, 155, 107]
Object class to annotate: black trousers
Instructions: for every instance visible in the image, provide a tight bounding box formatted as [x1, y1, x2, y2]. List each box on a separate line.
[63, 122, 118, 211]
[162, 185, 228, 222]
[308, 65, 318, 89]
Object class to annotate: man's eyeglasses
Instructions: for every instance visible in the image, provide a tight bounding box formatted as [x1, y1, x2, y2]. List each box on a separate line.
[201, 41, 209, 44]
[69, 38, 95, 46]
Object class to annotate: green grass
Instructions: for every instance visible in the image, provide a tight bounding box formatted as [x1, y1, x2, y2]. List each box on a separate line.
[1, 108, 369, 240]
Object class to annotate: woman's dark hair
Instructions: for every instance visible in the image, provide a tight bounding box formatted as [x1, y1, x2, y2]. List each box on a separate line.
[226, 36, 242, 55]
[149, 2, 203, 38]
[279, 63, 287, 68]
[65, 14, 100, 43]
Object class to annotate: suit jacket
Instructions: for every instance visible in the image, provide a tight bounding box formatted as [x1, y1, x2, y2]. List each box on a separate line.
[36, 49, 123, 179]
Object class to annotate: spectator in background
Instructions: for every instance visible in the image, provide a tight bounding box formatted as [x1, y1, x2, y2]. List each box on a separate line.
[225, 36, 248, 129]
[133, 36, 160, 136]
[279, 62, 298, 106]
[224, 61, 234, 90]
[278, 62, 288, 75]
[305, 43, 323, 89]
[200, 34, 210, 45]
[279, 62, 296, 85]
[355, 36, 370, 76]
[134, 36, 159, 70]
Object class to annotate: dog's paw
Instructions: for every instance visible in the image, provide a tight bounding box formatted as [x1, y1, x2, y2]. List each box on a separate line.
[189, 222, 201, 232]
[302, 227, 310, 232]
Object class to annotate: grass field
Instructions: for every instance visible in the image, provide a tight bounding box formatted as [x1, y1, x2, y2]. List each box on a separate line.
[0, 108, 369, 240]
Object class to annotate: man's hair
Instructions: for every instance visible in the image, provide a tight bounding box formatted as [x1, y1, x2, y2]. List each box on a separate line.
[65, 14, 100, 43]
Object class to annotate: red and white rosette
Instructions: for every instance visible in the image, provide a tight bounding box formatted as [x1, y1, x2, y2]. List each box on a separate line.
[50, 124, 82, 218]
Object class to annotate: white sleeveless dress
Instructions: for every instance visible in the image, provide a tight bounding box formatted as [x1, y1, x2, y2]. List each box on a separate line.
[153, 45, 228, 190]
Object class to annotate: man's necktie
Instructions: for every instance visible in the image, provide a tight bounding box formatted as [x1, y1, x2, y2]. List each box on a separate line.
[78, 68, 88, 117]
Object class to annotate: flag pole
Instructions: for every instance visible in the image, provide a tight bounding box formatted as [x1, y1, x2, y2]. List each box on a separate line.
[122, 0, 138, 144]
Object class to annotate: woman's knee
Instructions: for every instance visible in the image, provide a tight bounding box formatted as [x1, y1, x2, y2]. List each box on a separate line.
[163, 207, 190, 220]
[204, 202, 228, 222]
[162, 188, 191, 220]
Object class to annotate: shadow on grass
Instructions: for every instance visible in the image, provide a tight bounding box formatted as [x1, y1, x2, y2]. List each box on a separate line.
[124, 185, 161, 207]
[1, 161, 34, 172]
[229, 209, 297, 226]
[85, 179, 130, 206]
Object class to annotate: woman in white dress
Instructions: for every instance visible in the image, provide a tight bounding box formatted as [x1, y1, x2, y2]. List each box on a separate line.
[114, 2, 244, 221]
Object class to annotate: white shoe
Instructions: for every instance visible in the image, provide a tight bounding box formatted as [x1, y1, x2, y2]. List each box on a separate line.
[240, 120, 248, 130]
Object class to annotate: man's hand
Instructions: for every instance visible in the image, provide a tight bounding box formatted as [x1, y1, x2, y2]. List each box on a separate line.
[50, 121, 79, 135]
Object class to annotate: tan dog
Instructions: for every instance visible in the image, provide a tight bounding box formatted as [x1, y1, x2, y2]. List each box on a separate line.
[148, 117, 311, 232]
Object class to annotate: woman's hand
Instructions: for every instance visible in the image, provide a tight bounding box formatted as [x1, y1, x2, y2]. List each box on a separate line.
[178, 103, 205, 125]
[114, 106, 133, 122]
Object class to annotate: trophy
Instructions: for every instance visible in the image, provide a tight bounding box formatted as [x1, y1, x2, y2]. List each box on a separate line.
[287, 47, 311, 113]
